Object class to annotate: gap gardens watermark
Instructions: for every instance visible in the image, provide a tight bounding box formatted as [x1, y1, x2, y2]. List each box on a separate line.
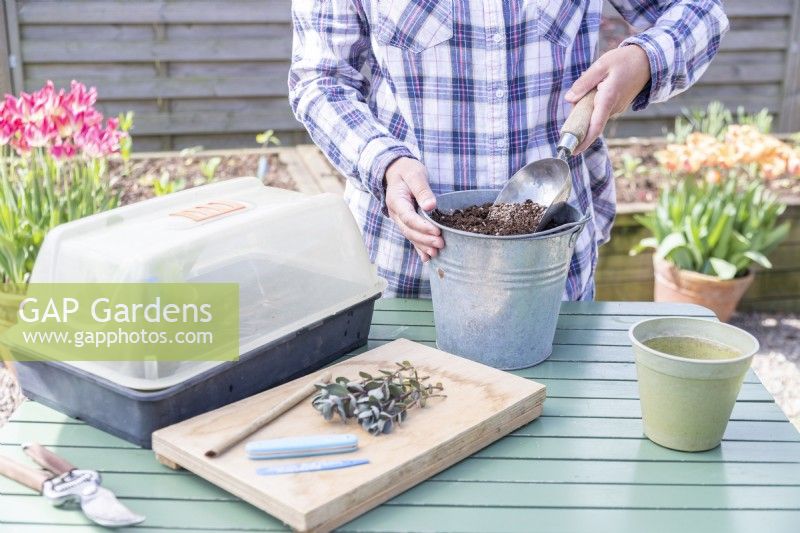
[1, 283, 239, 361]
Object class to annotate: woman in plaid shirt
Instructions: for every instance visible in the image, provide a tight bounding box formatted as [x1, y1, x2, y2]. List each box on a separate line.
[289, 1, 728, 299]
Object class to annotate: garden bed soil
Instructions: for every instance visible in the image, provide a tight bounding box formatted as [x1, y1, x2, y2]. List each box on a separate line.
[108, 151, 296, 206]
[431, 200, 547, 236]
[106, 139, 800, 208]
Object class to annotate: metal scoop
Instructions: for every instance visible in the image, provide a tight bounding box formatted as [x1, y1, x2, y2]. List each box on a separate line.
[494, 89, 596, 231]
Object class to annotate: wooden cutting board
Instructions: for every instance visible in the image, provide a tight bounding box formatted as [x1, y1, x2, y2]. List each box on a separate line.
[152, 339, 546, 532]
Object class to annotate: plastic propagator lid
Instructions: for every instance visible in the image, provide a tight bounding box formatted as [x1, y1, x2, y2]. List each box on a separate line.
[29, 178, 386, 390]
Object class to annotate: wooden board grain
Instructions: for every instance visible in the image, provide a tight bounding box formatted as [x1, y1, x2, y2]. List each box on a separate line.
[152, 339, 546, 532]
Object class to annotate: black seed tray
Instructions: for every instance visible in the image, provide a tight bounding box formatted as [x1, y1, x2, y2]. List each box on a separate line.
[15, 293, 379, 448]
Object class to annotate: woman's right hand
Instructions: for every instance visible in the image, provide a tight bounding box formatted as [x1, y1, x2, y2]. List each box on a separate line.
[384, 157, 444, 262]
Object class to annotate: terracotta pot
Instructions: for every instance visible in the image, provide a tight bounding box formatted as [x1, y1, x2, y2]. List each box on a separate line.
[652, 257, 754, 322]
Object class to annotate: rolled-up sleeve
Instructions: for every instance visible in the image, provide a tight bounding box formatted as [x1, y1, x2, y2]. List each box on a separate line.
[289, 0, 414, 206]
[608, 0, 729, 110]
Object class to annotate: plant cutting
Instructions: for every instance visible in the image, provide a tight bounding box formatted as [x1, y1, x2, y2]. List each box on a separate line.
[311, 361, 445, 435]
[631, 177, 790, 321]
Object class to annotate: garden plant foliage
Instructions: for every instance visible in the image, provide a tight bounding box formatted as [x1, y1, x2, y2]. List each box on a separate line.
[632, 178, 790, 279]
[634, 103, 794, 279]
[0, 82, 130, 287]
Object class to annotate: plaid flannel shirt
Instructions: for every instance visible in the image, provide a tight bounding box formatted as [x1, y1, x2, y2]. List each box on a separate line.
[289, 0, 728, 298]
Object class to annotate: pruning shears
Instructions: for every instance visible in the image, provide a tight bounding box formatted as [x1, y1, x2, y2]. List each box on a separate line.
[0, 443, 145, 528]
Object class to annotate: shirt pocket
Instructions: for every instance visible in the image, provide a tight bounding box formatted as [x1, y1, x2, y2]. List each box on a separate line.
[375, 0, 454, 53]
[537, 0, 586, 48]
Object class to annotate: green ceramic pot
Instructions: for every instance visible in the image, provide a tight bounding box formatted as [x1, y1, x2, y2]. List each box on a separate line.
[629, 317, 759, 452]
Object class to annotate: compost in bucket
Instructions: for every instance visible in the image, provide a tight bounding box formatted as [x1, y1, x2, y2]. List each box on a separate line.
[430, 200, 549, 236]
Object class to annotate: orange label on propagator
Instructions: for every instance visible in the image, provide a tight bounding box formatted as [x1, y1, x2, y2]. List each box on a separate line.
[170, 200, 247, 222]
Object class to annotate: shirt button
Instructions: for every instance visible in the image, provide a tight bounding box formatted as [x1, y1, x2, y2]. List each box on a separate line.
[492, 33, 503, 44]
[495, 89, 506, 98]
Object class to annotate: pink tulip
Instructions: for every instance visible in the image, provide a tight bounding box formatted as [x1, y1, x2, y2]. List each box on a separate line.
[22, 121, 55, 147]
[0, 80, 125, 158]
[64, 81, 98, 115]
[50, 139, 77, 159]
[11, 134, 30, 155]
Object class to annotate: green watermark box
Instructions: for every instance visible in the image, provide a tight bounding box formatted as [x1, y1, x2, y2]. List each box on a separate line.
[2, 283, 239, 362]
[13, 292, 379, 447]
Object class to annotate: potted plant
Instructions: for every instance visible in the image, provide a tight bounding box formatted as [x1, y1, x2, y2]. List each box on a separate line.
[0, 81, 129, 380]
[630, 121, 798, 321]
[631, 177, 789, 321]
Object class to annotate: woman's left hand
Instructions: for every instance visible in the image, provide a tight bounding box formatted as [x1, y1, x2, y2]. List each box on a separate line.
[565, 45, 652, 154]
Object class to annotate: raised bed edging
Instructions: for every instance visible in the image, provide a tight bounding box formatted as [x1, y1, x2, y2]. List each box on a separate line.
[596, 201, 800, 312]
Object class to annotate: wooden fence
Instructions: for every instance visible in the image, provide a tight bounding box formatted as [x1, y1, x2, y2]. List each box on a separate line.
[1, 0, 799, 149]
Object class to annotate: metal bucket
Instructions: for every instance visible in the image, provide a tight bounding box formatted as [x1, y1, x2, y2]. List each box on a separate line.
[421, 190, 590, 369]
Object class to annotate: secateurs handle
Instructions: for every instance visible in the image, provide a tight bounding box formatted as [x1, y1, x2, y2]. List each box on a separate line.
[0, 454, 50, 492]
[23, 443, 75, 475]
[558, 89, 597, 156]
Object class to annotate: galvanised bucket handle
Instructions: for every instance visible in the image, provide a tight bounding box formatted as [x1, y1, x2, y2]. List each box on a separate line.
[566, 213, 590, 247]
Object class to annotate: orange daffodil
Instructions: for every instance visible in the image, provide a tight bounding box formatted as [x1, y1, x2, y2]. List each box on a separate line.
[656, 125, 800, 182]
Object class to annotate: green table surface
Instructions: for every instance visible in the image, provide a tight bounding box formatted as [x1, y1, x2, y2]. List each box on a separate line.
[2, 300, 799, 532]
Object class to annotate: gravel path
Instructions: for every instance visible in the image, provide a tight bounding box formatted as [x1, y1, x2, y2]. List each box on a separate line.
[731, 312, 800, 430]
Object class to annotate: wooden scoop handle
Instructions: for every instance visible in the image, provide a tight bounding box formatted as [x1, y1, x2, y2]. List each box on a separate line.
[23, 443, 75, 475]
[0, 454, 49, 492]
[560, 89, 597, 149]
